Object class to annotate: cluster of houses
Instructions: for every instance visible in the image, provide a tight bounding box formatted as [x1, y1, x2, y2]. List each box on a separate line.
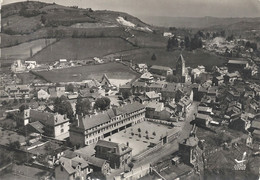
[2, 50, 260, 179]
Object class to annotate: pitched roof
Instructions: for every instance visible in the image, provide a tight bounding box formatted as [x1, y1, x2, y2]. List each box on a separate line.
[59, 156, 89, 175]
[132, 81, 146, 87]
[63, 150, 106, 168]
[78, 113, 111, 130]
[5, 85, 30, 91]
[140, 72, 153, 80]
[150, 65, 172, 71]
[162, 83, 181, 92]
[100, 74, 111, 86]
[145, 102, 164, 112]
[252, 121, 260, 129]
[27, 121, 44, 134]
[228, 60, 248, 65]
[96, 140, 118, 149]
[95, 140, 132, 155]
[145, 91, 160, 99]
[28, 109, 69, 126]
[178, 54, 185, 64]
[180, 136, 199, 147]
[196, 113, 211, 120]
[77, 102, 145, 130]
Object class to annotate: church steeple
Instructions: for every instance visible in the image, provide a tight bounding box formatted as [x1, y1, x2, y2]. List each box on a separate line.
[176, 54, 185, 76]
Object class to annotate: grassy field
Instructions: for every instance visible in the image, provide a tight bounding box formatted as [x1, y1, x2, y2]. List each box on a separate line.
[27, 37, 136, 62]
[34, 62, 139, 83]
[1, 38, 56, 60]
[104, 48, 228, 70]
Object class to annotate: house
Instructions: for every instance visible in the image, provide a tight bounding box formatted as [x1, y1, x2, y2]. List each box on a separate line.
[229, 115, 251, 132]
[161, 83, 181, 102]
[135, 91, 160, 104]
[140, 72, 153, 82]
[0, 90, 9, 98]
[69, 102, 145, 146]
[252, 130, 260, 142]
[145, 102, 164, 118]
[195, 113, 212, 127]
[150, 65, 173, 77]
[24, 109, 70, 140]
[135, 64, 148, 73]
[132, 81, 147, 94]
[83, 79, 101, 89]
[55, 156, 92, 180]
[198, 106, 213, 115]
[163, 32, 173, 37]
[146, 82, 165, 93]
[64, 150, 111, 176]
[95, 140, 132, 169]
[212, 76, 224, 86]
[177, 96, 192, 115]
[227, 59, 249, 72]
[100, 74, 112, 87]
[5, 84, 30, 99]
[207, 86, 218, 97]
[37, 89, 50, 100]
[145, 102, 175, 121]
[179, 135, 201, 167]
[11, 60, 26, 73]
[145, 91, 161, 101]
[224, 72, 240, 84]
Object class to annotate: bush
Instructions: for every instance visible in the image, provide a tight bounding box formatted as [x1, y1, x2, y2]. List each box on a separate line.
[8, 141, 20, 149]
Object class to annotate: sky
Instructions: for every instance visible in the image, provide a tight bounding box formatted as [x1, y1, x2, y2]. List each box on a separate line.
[1, 0, 260, 18]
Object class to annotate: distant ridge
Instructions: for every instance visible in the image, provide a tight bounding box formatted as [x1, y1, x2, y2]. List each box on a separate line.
[139, 16, 260, 29]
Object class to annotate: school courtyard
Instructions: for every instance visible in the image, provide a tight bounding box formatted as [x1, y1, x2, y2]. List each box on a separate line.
[104, 121, 180, 156]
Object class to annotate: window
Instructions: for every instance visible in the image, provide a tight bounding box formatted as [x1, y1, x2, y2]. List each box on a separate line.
[61, 129, 64, 133]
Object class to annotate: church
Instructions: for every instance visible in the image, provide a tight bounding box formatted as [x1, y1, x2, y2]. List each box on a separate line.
[176, 54, 190, 83]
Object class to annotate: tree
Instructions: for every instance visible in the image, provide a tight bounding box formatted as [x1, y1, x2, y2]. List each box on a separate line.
[76, 97, 91, 116]
[94, 97, 111, 110]
[40, 15, 46, 24]
[1, 100, 8, 106]
[138, 128, 141, 133]
[190, 36, 202, 50]
[220, 30, 226, 37]
[226, 34, 234, 42]
[167, 37, 179, 51]
[184, 36, 191, 49]
[151, 53, 157, 61]
[53, 96, 74, 120]
[19, 104, 29, 113]
[128, 162, 134, 171]
[66, 84, 74, 92]
[122, 91, 132, 100]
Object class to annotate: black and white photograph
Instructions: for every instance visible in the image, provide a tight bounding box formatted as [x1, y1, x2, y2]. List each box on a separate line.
[0, 0, 260, 179]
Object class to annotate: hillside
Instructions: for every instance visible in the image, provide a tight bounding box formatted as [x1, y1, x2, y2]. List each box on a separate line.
[1, 1, 153, 48]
